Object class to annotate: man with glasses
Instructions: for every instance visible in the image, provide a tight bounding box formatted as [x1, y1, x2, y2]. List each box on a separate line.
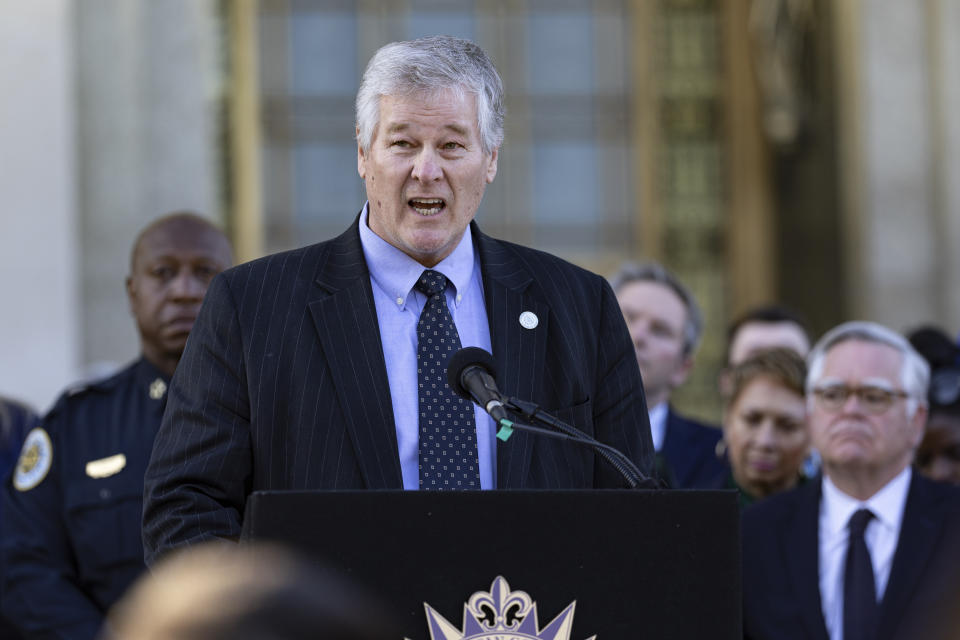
[741, 321, 960, 640]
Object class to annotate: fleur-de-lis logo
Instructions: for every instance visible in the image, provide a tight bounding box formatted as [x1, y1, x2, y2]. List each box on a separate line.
[409, 576, 596, 640]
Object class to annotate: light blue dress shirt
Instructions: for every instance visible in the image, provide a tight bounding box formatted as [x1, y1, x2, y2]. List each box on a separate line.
[358, 204, 496, 489]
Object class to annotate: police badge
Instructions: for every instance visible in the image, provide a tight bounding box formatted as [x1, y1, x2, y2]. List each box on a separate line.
[13, 427, 53, 491]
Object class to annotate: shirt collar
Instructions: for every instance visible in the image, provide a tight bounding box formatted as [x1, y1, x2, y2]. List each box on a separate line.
[648, 402, 668, 452]
[136, 357, 171, 384]
[358, 203, 476, 309]
[648, 402, 668, 428]
[821, 466, 912, 537]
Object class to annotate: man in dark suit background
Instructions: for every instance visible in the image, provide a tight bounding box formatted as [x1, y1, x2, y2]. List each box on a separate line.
[143, 35, 654, 565]
[724, 305, 811, 370]
[742, 321, 960, 640]
[610, 262, 724, 488]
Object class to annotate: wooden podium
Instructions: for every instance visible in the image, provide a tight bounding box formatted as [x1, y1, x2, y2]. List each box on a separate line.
[241, 489, 740, 639]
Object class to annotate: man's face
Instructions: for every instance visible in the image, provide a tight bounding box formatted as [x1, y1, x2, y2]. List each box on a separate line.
[810, 339, 926, 478]
[728, 321, 809, 366]
[127, 220, 233, 368]
[358, 89, 499, 267]
[615, 281, 692, 406]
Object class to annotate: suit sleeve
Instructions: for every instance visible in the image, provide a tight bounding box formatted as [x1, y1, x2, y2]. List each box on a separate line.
[590, 278, 655, 487]
[142, 274, 252, 566]
[1, 421, 103, 640]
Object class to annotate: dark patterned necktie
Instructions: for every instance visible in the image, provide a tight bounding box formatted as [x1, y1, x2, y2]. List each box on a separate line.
[414, 269, 480, 490]
[843, 508, 878, 640]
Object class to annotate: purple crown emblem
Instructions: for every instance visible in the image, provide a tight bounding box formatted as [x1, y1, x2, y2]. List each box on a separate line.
[409, 576, 596, 640]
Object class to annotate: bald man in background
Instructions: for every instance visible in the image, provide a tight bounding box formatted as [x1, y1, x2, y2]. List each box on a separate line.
[1, 213, 232, 640]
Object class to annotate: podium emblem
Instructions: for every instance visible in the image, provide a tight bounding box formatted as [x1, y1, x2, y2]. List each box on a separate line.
[411, 576, 596, 640]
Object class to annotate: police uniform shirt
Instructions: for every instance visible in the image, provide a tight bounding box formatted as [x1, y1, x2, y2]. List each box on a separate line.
[0, 398, 37, 485]
[0, 358, 169, 640]
[0, 398, 38, 640]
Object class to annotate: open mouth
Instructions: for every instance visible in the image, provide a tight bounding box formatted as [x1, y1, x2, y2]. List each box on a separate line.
[409, 198, 446, 216]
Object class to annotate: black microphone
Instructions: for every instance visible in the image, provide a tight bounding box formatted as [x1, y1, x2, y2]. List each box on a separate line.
[446, 347, 508, 423]
[446, 347, 657, 489]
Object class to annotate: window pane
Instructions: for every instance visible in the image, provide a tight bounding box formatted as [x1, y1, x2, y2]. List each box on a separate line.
[527, 11, 593, 94]
[290, 11, 358, 96]
[292, 143, 363, 227]
[532, 142, 598, 232]
[406, 10, 475, 41]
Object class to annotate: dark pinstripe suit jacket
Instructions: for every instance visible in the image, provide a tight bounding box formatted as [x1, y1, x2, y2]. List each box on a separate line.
[142, 217, 654, 564]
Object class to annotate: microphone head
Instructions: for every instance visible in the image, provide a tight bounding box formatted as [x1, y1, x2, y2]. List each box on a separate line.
[446, 347, 498, 399]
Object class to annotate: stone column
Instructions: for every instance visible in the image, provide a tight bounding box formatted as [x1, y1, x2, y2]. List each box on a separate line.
[835, 0, 960, 331]
[76, 0, 224, 370]
[0, 0, 80, 411]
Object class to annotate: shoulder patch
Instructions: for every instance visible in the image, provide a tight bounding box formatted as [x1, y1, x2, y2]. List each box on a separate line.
[13, 428, 53, 491]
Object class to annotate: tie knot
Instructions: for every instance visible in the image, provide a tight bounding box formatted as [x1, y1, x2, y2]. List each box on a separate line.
[848, 508, 874, 537]
[415, 269, 448, 297]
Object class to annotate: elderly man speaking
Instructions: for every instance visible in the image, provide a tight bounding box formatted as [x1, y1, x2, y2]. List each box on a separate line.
[742, 321, 960, 640]
[143, 36, 654, 564]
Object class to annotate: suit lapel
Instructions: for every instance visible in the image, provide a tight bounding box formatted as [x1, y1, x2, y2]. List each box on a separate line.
[877, 473, 940, 637]
[307, 218, 402, 489]
[475, 227, 549, 488]
[782, 480, 831, 640]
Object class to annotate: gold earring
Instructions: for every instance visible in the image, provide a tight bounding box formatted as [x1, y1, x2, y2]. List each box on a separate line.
[715, 440, 727, 459]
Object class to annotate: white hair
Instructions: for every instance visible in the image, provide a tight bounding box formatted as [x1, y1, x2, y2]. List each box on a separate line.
[355, 35, 505, 155]
[806, 321, 930, 417]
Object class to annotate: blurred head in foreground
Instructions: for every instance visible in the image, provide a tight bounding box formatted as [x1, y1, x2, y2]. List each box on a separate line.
[102, 542, 399, 640]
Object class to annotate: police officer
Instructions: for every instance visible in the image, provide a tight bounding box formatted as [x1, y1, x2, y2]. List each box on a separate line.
[0, 396, 38, 639]
[0, 398, 37, 481]
[1, 213, 233, 639]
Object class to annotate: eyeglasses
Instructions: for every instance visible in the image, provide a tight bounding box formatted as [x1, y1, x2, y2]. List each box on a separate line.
[812, 385, 909, 414]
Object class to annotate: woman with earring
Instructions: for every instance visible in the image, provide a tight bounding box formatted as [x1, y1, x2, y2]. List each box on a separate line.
[715, 348, 811, 508]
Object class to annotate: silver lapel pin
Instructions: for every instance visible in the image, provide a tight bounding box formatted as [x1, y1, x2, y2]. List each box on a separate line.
[519, 311, 539, 330]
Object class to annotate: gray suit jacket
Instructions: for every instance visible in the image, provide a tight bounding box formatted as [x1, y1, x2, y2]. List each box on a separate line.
[142, 218, 654, 564]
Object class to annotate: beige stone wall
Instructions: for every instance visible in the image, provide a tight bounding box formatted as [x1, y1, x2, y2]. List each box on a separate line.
[934, 0, 960, 330]
[0, 0, 224, 411]
[837, 0, 960, 333]
[0, 0, 79, 412]
[76, 0, 225, 372]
